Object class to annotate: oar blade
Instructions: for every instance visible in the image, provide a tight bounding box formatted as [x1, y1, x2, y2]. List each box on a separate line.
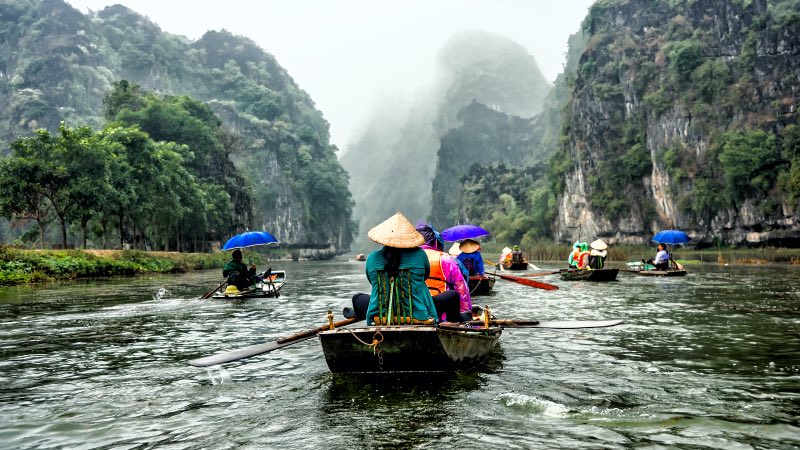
[523, 319, 623, 329]
[188, 339, 301, 367]
[496, 273, 559, 290]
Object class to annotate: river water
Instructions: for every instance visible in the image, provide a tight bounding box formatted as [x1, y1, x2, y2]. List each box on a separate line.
[0, 260, 798, 449]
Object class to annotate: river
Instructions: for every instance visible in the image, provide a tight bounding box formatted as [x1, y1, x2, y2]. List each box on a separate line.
[0, 260, 798, 449]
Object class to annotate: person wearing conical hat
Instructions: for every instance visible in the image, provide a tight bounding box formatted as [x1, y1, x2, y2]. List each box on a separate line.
[456, 239, 484, 277]
[346, 212, 438, 325]
[416, 222, 472, 322]
[589, 239, 608, 269]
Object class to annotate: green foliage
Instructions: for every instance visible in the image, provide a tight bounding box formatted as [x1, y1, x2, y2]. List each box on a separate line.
[667, 38, 704, 82]
[0, 5, 355, 252]
[716, 130, 781, 204]
[0, 246, 230, 285]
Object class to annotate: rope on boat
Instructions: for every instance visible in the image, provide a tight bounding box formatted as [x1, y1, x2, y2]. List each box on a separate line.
[344, 329, 385, 367]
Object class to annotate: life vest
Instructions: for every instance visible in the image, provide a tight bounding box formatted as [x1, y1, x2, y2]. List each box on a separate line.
[569, 248, 580, 267]
[423, 249, 446, 295]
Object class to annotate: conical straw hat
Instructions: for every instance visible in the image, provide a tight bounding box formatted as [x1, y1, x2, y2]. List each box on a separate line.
[448, 242, 462, 256]
[590, 239, 608, 250]
[367, 212, 425, 248]
[459, 239, 481, 254]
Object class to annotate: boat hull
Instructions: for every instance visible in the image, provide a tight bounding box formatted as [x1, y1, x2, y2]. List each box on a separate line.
[318, 325, 502, 373]
[468, 276, 495, 295]
[560, 268, 619, 281]
[212, 270, 286, 299]
[635, 269, 687, 277]
[503, 262, 528, 271]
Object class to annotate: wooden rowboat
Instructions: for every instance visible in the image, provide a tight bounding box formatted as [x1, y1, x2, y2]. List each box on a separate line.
[503, 261, 528, 271]
[634, 269, 687, 277]
[318, 324, 502, 373]
[211, 270, 286, 299]
[559, 268, 619, 281]
[625, 262, 687, 277]
[468, 275, 495, 295]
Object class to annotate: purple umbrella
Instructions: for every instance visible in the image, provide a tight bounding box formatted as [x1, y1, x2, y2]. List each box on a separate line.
[440, 224, 490, 242]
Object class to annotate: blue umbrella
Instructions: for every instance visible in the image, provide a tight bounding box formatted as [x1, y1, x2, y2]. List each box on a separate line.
[222, 231, 279, 250]
[441, 224, 490, 242]
[651, 230, 690, 245]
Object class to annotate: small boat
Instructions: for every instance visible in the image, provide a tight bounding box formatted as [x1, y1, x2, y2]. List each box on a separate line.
[318, 323, 502, 373]
[468, 275, 496, 296]
[355, 253, 366, 261]
[503, 262, 528, 271]
[212, 270, 286, 298]
[625, 262, 687, 277]
[560, 268, 619, 281]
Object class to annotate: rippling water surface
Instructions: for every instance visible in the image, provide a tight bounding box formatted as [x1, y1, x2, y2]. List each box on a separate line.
[0, 260, 798, 449]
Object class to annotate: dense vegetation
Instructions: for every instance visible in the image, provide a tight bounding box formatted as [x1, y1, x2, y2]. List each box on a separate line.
[0, 246, 234, 285]
[451, 0, 800, 247]
[0, 0, 354, 252]
[0, 82, 250, 251]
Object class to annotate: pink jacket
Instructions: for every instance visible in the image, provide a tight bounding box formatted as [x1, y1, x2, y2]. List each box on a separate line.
[420, 244, 472, 313]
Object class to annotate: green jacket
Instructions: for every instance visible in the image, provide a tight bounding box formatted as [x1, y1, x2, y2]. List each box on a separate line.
[223, 260, 255, 285]
[364, 246, 438, 324]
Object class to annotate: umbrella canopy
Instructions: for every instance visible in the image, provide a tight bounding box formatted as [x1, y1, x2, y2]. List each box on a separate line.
[440, 224, 490, 241]
[651, 230, 690, 245]
[222, 231, 279, 250]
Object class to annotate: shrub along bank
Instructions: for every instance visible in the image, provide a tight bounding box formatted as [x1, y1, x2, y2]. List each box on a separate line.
[0, 247, 238, 285]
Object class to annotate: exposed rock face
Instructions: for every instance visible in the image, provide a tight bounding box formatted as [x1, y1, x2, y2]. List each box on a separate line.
[0, 1, 354, 255]
[342, 30, 550, 251]
[555, 0, 800, 247]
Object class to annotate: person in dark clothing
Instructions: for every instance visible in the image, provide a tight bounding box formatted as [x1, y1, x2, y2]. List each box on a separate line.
[223, 249, 256, 290]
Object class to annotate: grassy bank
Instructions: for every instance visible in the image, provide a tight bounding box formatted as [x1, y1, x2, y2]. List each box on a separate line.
[0, 247, 245, 285]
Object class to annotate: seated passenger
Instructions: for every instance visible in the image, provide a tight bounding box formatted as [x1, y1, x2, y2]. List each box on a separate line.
[348, 213, 438, 325]
[456, 239, 485, 277]
[416, 222, 472, 322]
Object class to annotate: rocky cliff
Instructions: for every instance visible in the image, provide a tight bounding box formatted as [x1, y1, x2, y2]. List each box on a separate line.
[341, 30, 550, 250]
[554, 0, 800, 246]
[0, 0, 354, 254]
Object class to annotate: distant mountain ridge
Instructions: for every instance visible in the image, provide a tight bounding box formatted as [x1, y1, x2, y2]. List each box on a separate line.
[0, 0, 354, 254]
[341, 30, 551, 251]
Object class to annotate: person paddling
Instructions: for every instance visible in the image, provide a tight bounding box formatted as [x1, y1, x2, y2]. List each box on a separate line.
[223, 249, 256, 291]
[645, 243, 670, 270]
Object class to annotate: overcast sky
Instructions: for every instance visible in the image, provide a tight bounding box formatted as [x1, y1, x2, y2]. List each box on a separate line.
[67, 0, 595, 150]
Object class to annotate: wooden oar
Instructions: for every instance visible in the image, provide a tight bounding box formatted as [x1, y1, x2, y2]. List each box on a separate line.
[200, 278, 228, 299]
[444, 319, 623, 329]
[188, 317, 361, 367]
[482, 259, 558, 290]
[524, 270, 561, 278]
[488, 319, 623, 328]
[495, 272, 559, 290]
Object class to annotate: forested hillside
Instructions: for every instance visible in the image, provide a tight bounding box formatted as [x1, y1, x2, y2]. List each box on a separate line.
[551, 0, 800, 246]
[0, 0, 354, 254]
[449, 0, 800, 248]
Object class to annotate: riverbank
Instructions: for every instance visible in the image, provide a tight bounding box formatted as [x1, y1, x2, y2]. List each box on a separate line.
[478, 241, 800, 265]
[0, 247, 243, 285]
